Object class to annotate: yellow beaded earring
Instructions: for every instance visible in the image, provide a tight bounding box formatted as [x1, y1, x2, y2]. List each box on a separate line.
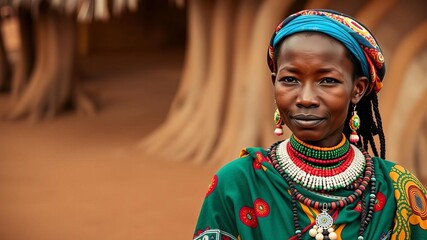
[349, 105, 360, 143]
[274, 109, 284, 136]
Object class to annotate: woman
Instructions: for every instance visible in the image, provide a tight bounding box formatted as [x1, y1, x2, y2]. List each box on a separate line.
[193, 9, 427, 240]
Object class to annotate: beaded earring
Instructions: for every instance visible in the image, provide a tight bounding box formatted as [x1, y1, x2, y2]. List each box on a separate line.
[274, 108, 284, 136]
[349, 105, 360, 143]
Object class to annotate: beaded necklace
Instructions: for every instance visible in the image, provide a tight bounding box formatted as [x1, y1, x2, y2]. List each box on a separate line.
[290, 134, 350, 160]
[267, 137, 377, 240]
[277, 139, 365, 191]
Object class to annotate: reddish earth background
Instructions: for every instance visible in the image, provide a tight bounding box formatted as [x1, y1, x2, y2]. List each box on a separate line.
[0, 50, 218, 240]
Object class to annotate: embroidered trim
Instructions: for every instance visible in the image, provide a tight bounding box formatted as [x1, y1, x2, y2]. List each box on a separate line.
[193, 229, 238, 240]
[379, 229, 392, 240]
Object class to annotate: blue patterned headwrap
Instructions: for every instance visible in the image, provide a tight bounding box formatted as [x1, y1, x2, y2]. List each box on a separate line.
[267, 9, 385, 94]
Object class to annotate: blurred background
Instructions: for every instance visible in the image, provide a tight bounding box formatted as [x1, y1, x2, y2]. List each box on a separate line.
[0, 0, 426, 239]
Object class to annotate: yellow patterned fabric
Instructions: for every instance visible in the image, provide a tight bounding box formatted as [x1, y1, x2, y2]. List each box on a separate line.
[390, 165, 427, 239]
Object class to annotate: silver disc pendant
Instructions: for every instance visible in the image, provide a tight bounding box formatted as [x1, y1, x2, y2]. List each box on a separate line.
[315, 210, 333, 229]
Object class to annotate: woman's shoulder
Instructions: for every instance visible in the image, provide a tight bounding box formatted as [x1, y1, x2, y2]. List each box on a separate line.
[202, 147, 263, 198]
[216, 146, 268, 177]
[372, 156, 418, 178]
[371, 156, 396, 171]
[374, 158, 427, 235]
[372, 156, 426, 191]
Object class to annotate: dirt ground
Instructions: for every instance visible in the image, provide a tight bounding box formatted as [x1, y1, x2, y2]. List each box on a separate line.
[0, 50, 218, 240]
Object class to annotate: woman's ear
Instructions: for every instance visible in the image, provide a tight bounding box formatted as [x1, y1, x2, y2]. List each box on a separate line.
[271, 73, 277, 85]
[352, 76, 369, 104]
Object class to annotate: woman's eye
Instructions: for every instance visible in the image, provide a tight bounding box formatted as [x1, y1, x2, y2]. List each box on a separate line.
[279, 77, 298, 83]
[320, 78, 339, 84]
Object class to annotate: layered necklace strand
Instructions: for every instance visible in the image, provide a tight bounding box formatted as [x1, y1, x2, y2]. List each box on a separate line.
[267, 135, 377, 240]
[277, 138, 365, 191]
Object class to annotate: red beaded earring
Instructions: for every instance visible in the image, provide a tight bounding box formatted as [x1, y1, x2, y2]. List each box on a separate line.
[349, 105, 360, 143]
[274, 109, 284, 136]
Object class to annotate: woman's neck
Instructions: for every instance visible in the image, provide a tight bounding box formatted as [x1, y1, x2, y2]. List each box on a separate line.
[290, 133, 350, 160]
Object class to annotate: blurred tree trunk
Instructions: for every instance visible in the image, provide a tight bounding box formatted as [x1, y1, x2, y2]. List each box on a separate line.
[141, 0, 236, 163]
[0, 18, 12, 91]
[209, 0, 259, 163]
[7, 6, 95, 121]
[175, 0, 235, 163]
[2, 0, 141, 121]
[139, 0, 213, 155]
[11, 7, 35, 100]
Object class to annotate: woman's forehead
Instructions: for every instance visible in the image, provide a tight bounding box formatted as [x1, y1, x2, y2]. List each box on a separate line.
[276, 33, 354, 75]
[278, 33, 347, 59]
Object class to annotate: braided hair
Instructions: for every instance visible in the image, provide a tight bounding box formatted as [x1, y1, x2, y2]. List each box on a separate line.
[342, 50, 386, 159]
[343, 92, 386, 159]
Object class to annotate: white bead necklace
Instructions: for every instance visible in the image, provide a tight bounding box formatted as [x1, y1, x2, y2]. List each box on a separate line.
[276, 139, 365, 191]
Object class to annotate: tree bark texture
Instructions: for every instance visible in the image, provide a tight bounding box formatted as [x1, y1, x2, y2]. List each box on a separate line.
[139, 0, 213, 155]
[0, 18, 12, 91]
[209, 0, 259, 164]
[11, 7, 35, 101]
[144, 0, 236, 163]
[7, 6, 95, 121]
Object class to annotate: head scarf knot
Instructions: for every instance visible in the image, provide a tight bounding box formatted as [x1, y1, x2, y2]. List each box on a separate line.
[267, 9, 385, 95]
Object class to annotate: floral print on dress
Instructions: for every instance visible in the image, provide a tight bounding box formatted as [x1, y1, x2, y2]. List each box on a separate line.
[252, 151, 271, 171]
[239, 198, 271, 228]
[254, 198, 270, 217]
[407, 185, 427, 226]
[374, 191, 386, 212]
[239, 206, 258, 228]
[205, 175, 218, 197]
[252, 159, 262, 170]
[354, 191, 386, 213]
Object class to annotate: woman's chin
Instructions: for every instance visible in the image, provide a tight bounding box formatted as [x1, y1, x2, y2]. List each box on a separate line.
[289, 129, 323, 142]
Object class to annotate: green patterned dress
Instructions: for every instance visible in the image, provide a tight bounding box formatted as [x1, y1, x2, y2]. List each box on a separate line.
[193, 147, 427, 240]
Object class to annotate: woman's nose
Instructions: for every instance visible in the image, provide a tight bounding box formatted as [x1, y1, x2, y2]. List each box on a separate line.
[296, 84, 320, 108]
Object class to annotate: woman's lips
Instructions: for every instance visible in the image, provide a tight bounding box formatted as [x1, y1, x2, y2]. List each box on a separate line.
[291, 115, 325, 128]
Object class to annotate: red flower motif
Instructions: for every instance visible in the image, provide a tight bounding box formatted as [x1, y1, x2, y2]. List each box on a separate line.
[253, 152, 272, 170]
[354, 201, 362, 212]
[256, 152, 271, 164]
[205, 175, 218, 197]
[374, 192, 386, 212]
[354, 192, 387, 212]
[222, 236, 231, 240]
[254, 198, 270, 217]
[239, 206, 258, 228]
[252, 159, 262, 170]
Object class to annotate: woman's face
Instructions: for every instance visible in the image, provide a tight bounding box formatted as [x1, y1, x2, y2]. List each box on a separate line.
[273, 33, 367, 147]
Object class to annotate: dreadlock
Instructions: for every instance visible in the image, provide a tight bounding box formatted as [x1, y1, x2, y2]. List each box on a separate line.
[342, 51, 386, 159]
[334, 44, 386, 159]
[343, 92, 386, 159]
